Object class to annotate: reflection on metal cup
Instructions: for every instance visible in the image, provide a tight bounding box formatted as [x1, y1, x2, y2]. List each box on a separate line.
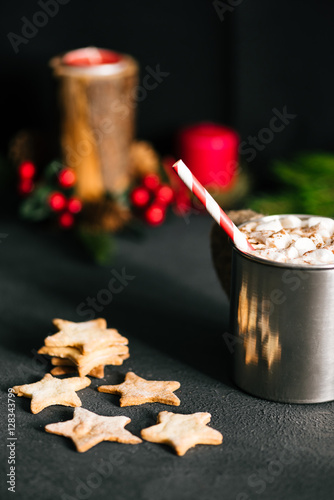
[230, 214, 334, 403]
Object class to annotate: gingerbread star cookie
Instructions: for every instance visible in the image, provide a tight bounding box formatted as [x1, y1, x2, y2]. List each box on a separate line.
[141, 411, 223, 456]
[50, 364, 105, 378]
[45, 318, 128, 353]
[50, 355, 111, 378]
[38, 319, 130, 378]
[38, 345, 129, 377]
[45, 407, 142, 452]
[98, 371, 181, 407]
[12, 374, 91, 414]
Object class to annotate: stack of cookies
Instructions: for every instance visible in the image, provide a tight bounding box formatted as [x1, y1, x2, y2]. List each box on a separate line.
[38, 318, 129, 379]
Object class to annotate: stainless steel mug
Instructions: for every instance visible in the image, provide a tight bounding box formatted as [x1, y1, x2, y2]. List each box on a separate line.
[230, 214, 334, 403]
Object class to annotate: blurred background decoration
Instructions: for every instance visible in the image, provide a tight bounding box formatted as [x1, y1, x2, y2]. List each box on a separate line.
[249, 153, 334, 217]
[50, 47, 139, 202]
[1, 0, 334, 261]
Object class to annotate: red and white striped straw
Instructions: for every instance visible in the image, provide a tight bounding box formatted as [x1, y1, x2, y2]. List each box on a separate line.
[172, 160, 254, 253]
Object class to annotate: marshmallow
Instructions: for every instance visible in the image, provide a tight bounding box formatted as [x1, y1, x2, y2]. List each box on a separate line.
[280, 215, 302, 229]
[241, 222, 258, 232]
[248, 231, 274, 244]
[253, 249, 287, 262]
[241, 215, 334, 265]
[290, 234, 301, 242]
[310, 233, 324, 247]
[303, 249, 334, 264]
[256, 220, 283, 232]
[308, 217, 334, 235]
[293, 237, 316, 256]
[317, 229, 331, 240]
[266, 231, 292, 250]
[283, 246, 299, 260]
[270, 252, 288, 262]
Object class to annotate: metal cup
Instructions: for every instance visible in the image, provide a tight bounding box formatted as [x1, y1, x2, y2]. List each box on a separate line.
[230, 214, 334, 403]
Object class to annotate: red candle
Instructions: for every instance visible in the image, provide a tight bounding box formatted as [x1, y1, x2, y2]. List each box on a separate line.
[63, 47, 122, 66]
[177, 122, 239, 188]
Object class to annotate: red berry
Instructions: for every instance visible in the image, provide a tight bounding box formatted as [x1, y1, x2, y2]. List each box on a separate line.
[58, 168, 76, 188]
[143, 174, 160, 191]
[130, 186, 150, 208]
[145, 203, 166, 226]
[155, 184, 174, 205]
[67, 196, 82, 214]
[49, 192, 67, 211]
[58, 212, 74, 229]
[18, 161, 36, 179]
[18, 179, 34, 195]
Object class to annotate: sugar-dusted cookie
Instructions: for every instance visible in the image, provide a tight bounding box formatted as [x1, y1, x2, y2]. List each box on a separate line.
[50, 366, 76, 376]
[38, 345, 129, 377]
[45, 407, 142, 452]
[12, 374, 91, 414]
[98, 371, 180, 407]
[141, 411, 223, 456]
[50, 365, 105, 378]
[45, 318, 128, 354]
[39, 318, 130, 378]
[39, 344, 128, 365]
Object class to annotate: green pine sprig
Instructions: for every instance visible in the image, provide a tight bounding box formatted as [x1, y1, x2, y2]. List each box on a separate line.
[249, 152, 334, 217]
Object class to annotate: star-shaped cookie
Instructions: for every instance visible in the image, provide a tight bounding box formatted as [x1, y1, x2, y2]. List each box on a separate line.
[12, 374, 91, 414]
[98, 371, 181, 407]
[45, 407, 142, 452]
[38, 345, 129, 376]
[141, 411, 223, 456]
[50, 364, 105, 378]
[44, 318, 128, 354]
[39, 345, 129, 365]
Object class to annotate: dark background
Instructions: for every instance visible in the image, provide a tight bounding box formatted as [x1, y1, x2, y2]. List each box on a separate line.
[1, 0, 334, 172]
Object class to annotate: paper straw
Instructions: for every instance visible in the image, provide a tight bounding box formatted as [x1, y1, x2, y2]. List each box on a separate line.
[172, 160, 254, 252]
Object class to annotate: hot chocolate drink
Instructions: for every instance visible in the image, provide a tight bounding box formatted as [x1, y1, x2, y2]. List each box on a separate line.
[240, 215, 334, 265]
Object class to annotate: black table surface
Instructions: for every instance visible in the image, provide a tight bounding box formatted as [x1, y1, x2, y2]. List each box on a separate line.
[0, 214, 333, 500]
